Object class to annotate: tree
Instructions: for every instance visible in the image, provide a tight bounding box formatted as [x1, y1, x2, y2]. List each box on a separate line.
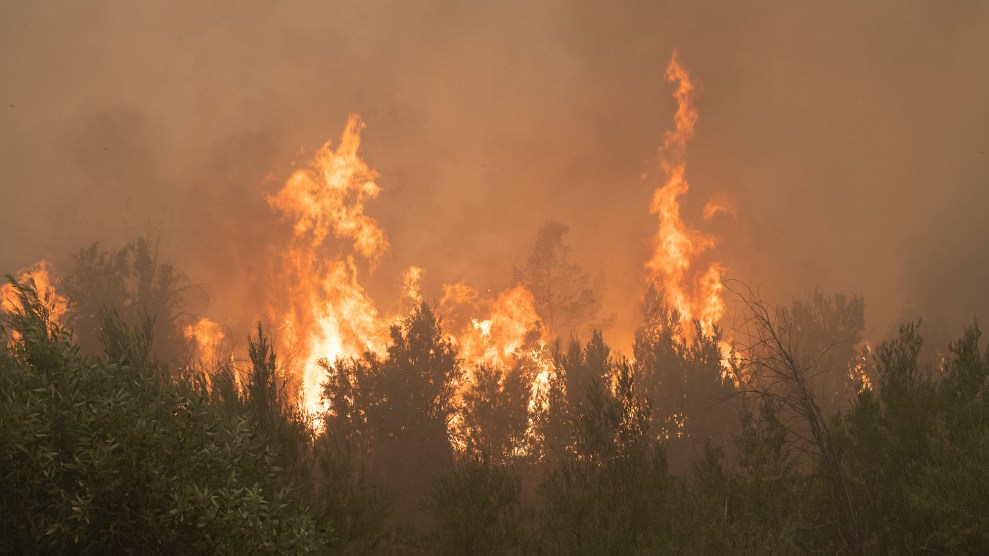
[682, 399, 811, 554]
[0, 276, 324, 554]
[423, 456, 529, 555]
[308, 437, 391, 555]
[556, 330, 611, 420]
[633, 285, 737, 463]
[513, 221, 603, 340]
[322, 302, 459, 528]
[789, 289, 865, 410]
[458, 363, 531, 464]
[537, 330, 613, 459]
[732, 286, 862, 554]
[321, 353, 378, 461]
[63, 235, 196, 364]
[206, 324, 315, 511]
[537, 360, 676, 554]
[839, 320, 989, 552]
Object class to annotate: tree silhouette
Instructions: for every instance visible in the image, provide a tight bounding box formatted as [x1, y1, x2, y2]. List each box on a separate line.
[633, 285, 736, 459]
[513, 221, 602, 340]
[63, 235, 196, 364]
[538, 361, 675, 553]
[322, 302, 458, 528]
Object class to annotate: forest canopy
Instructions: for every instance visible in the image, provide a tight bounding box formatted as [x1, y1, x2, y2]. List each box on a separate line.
[3, 245, 989, 554]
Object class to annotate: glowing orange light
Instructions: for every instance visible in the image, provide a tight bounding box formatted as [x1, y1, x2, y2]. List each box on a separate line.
[268, 115, 392, 418]
[645, 51, 728, 342]
[184, 317, 226, 367]
[0, 260, 68, 325]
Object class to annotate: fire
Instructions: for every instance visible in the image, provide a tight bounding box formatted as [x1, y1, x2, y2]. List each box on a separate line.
[268, 116, 387, 261]
[402, 265, 425, 307]
[645, 51, 727, 342]
[456, 285, 545, 369]
[702, 194, 735, 221]
[1, 260, 68, 327]
[268, 114, 392, 416]
[442, 283, 555, 455]
[848, 344, 874, 392]
[266, 114, 558, 442]
[184, 317, 226, 367]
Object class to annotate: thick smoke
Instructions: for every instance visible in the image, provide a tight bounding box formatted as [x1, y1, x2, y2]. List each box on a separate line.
[2, 0, 988, 351]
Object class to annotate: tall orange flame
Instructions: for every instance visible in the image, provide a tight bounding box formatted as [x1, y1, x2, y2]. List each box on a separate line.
[645, 51, 726, 341]
[267, 116, 559, 448]
[268, 115, 391, 416]
[269, 116, 388, 261]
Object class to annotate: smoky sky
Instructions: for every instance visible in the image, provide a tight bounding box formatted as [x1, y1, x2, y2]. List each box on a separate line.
[2, 0, 988, 352]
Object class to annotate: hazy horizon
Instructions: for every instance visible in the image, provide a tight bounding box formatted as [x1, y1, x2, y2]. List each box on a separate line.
[3, 1, 988, 354]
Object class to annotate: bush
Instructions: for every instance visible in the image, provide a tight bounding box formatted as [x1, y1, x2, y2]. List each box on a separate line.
[0, 277, 324, 554]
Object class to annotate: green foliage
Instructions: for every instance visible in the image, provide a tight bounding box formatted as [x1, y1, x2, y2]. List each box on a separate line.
[321, 353, 378, 458]
[734, 288, 864, 553]
[63, 236, 195, 364]
[11, 239, 989, 555]
[840, 320, 989, 552]
[309, 437, 391, 554]
[680, 399, 810, 554]
[544, 330, 612, 456]
[235, 325, 387, 555]
[537, 360, 676, 554]
[424, 456, 529, 555]
[0, 277, 324, 554]
[321, 302, 458, 528]
[558, 330, 611, 414]
[634, 289, 736, 463]
[788, 289, 865, 410]
[458, 362, 531, 464]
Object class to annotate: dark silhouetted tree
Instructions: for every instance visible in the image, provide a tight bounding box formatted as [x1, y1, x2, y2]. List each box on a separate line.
[733, 286, 862, 554]
[63, 235, 196, 364]
[634, 285, 737, 462]
[424, 455, 529, 555]
[513, 221, 603, 340]
[789, 288, 865, 410]
[839, 320, 989, 552]
[538, 360, 676, 553]
[458, 363, 530, 464]
[322, 302, 458, 528]
[682, 398, 811, 554]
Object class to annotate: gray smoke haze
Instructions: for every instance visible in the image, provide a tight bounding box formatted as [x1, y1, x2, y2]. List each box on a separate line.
[2, 0, 988, 352]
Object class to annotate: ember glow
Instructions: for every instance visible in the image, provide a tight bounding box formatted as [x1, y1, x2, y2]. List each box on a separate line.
[645, 51, 727, 342]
